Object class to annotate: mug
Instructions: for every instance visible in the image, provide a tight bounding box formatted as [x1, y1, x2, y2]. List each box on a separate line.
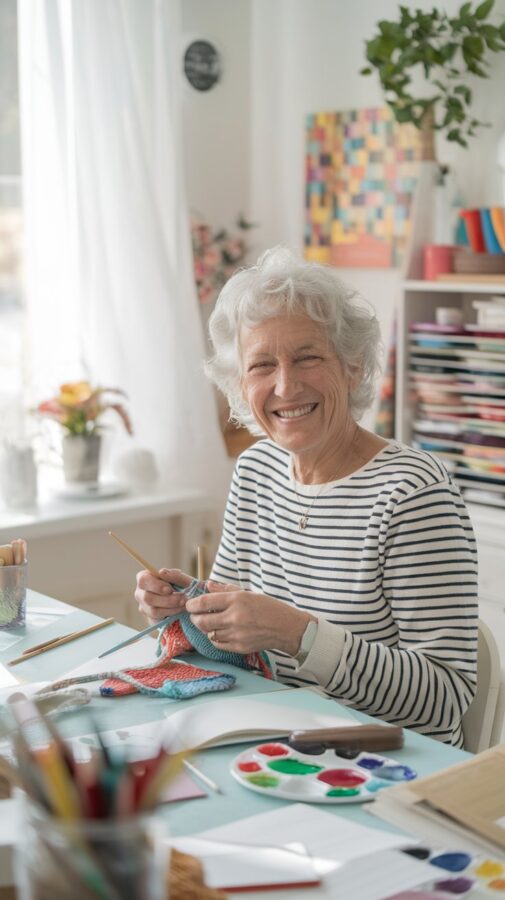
[423, 244, 455, 281]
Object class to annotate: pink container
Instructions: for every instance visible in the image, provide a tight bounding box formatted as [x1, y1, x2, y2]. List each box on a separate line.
[423, 244, 455, 281]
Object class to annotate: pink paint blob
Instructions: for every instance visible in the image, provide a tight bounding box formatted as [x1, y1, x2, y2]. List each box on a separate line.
[317, 768, 367, 788]
[257, 743, 289, 757]
[238, 761, 262, 773]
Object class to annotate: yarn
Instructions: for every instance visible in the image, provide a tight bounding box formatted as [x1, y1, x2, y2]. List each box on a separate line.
[49, 578, 272, 700]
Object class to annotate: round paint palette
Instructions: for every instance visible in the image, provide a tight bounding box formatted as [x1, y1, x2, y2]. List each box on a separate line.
[230, 742, 417, 805]
[389, 846, 505, 898]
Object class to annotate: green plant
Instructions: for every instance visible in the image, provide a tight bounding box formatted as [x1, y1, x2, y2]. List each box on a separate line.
[361, 1, 505, 149]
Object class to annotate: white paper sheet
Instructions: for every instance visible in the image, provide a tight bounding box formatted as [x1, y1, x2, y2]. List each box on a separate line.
[173, 805, 431, 899]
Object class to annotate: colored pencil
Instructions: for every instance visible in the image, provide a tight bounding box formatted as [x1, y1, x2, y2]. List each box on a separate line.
[7, 618, 115, 665]
[183, 758, 221, 794]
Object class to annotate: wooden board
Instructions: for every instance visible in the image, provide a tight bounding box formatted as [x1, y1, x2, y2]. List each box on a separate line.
[436, 273, 505, 284]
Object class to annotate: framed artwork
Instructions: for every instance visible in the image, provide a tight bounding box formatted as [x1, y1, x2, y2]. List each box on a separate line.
[304, 107, 421, 268]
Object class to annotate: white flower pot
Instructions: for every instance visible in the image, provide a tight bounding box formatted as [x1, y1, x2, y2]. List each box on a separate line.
[62, 434, 101, 483]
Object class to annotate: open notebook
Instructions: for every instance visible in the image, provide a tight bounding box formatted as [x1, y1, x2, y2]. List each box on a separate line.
[69, 694, 356, 758]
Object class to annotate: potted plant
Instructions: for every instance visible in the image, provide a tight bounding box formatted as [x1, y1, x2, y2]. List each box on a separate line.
[37, 381, 133, 483]
[361, 1, 505, 161]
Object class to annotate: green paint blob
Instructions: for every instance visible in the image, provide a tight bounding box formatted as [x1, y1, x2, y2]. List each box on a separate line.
[246, 773, 280, 788]
[268, 759, 323, 775]
[326, 787, 361, 797]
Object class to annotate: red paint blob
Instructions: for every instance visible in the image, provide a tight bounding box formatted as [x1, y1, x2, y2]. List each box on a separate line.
[317, 768, 367, 788]
[238, 761, 262, 773]
[257, 744, 289, 757]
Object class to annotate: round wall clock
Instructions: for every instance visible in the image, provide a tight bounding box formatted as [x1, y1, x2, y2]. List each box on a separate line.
[183, 40, 222, 92]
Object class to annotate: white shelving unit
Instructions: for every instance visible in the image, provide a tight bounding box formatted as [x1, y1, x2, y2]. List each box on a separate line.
[396, 278, 505, 661]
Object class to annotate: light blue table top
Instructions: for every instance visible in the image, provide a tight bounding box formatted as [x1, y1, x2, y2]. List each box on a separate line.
[1, 590, 469, 841]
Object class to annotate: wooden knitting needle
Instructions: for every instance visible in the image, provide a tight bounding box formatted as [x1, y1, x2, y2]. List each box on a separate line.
[20, 631, 80, 655]
[108, 531, 159, 576]
[8, 618, 115, 665]
[197, 545, 204, 581]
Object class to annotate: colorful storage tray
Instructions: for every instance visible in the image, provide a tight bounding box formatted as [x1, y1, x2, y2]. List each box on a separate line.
[230, 742, 416, 805]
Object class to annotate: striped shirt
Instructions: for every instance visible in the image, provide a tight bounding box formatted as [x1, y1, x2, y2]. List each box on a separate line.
[211, 439, 478, 747]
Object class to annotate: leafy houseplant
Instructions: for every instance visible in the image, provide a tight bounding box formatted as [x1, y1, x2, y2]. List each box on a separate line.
[361, 1, 505, 159]
[37, 381, 133, 483]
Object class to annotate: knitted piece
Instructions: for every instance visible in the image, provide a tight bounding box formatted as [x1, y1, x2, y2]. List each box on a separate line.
[100, 658, 235, 698]
[48, 578, 272, 700]
[98, 578, 272, 698]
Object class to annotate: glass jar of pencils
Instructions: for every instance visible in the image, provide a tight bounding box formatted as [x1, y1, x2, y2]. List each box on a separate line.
[14, 796, 169, 900]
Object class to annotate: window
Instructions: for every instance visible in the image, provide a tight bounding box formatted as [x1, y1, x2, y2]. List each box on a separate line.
[0, 0, 23, 424]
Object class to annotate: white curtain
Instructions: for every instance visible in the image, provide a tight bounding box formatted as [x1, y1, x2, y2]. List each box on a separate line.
[18, 0, 228, 493]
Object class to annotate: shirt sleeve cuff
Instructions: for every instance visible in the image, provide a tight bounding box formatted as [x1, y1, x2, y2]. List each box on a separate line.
[293, 618, 345, 684]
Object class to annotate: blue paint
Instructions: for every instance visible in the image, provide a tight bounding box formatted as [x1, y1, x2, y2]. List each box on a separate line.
[365, 779, 391, 793]
[357, 756, 383, 770]
[376, 764, 417, 782]
[430, 852, 472, 873]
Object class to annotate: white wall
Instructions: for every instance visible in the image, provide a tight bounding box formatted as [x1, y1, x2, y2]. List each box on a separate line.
[181, 0, 251, 230]
[182, 0, 505, 427]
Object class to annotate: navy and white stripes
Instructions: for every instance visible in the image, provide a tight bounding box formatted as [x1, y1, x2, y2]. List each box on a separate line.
[211, 439, 478, 747]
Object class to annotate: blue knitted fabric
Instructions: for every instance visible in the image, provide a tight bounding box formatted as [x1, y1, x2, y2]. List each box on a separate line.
[155, 578, 272, 676]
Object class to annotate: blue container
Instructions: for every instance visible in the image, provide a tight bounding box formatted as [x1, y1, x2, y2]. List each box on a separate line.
[480, 208, 504, 254]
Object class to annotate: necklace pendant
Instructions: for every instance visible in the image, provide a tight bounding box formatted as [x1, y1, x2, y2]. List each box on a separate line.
[299, 515, 308, 530]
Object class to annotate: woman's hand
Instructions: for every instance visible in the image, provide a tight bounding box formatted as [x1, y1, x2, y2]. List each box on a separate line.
[134, 568, 192, 624]
[185, 580, 315, 656]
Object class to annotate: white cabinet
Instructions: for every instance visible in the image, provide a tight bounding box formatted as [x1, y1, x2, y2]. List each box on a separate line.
[395, 278, 505, 641]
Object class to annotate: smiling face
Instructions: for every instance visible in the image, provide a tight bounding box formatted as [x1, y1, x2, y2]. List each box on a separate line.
[240, 313, 356, 475]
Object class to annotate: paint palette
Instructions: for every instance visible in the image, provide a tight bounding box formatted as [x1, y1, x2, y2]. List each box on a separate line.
[230, 742, 417, 804]
[387, 846, 505, 898]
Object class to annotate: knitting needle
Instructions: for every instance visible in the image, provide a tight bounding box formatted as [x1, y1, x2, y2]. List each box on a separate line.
[101, 530, 188, 659]
[97, 613, 181, 659]
[183, 758, 221, 794]
[197, 545, 204, 581]
[20, 631, 80, 655]
[108, 531, 159, 576]
[7, 618, 115, 665]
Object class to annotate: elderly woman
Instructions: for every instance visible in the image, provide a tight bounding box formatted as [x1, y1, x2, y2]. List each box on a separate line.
[136, 248, 478, 747]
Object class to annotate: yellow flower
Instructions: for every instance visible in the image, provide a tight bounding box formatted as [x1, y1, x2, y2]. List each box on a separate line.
[58, 381, 94, 407]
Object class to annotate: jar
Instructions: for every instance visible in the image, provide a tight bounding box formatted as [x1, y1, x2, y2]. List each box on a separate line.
[0, 561, 27, 629]
[14, 797, 169, 900]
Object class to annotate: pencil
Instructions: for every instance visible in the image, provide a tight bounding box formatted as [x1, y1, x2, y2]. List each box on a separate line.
[7, 618, 115, 665]
[183, 758, 221, 794]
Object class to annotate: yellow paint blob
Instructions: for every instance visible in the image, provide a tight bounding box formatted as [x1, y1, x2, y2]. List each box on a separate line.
[474, 860, 504, 879]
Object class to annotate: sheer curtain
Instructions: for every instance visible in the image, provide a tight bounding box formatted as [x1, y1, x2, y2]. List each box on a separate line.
[18, 0, 228, 493]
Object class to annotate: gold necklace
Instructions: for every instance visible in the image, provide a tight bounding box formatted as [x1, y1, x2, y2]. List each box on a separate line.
[294, 480, 334, 531]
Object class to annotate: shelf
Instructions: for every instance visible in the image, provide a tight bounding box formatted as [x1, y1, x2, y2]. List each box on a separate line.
[403, 280, 505, 294]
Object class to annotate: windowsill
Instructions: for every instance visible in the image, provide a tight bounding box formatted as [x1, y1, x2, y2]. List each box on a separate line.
[0, 482, 211, 541]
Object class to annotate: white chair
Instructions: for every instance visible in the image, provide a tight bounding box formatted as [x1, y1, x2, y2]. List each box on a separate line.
[462, 618, 505, 753]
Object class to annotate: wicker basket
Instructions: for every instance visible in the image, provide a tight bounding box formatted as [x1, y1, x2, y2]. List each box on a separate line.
[453, 249, 505, 275]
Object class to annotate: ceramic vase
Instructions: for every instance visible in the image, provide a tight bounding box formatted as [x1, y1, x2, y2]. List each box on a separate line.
[62, 433, 101, 483]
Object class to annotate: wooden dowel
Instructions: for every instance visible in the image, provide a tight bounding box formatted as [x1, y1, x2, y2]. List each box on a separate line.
[8, 618, 115, 665]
